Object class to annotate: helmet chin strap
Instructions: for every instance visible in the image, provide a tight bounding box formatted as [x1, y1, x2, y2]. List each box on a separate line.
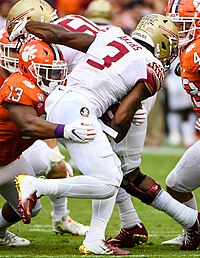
[7, 63, 18, 73]
[38, 78, 58, 95]
[50, 9, 58, 21]
[155, 43, 160, 59]
[49, 81, 58, 92]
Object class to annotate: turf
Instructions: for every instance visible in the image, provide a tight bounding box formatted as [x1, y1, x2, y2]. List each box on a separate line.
[1, 147, 200, 257]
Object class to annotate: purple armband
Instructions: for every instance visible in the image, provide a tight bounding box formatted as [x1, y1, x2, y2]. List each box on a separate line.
[54, 124, 65, 138]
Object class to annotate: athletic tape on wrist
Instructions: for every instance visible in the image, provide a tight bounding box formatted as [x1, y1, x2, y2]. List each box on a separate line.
[54, 124, 65, 138]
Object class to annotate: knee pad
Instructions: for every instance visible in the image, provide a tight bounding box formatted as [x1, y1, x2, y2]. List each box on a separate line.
[166, 172, 177, 189]
[121, 171, 161, 205]
[166, 173, 173, 188]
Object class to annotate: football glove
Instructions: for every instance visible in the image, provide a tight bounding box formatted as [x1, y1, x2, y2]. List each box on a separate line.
[132, 104, 147, 126]
[9, 18, 29, 41]
[54, 119, 97, 143]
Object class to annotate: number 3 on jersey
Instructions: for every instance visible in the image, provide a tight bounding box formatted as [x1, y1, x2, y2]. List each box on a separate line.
[87, 41, 129, 70]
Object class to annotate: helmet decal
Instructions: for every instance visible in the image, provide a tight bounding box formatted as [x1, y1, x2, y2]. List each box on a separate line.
[7, 8, 35, 30]
[22, 45, 38, 62]
[132, 14, 178, 70]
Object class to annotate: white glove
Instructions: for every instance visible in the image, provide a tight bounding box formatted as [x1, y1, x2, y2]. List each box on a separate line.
[195, 118, 200, 131]
[132, 104, 147, 126]
[9, 19, 29, 41]
[65, 120, 96, 142]
[55, 119, 97, 143]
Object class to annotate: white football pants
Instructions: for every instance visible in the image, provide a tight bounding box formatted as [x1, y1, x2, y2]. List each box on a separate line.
[0, 155, 41, 216]
[166, 139, 200, 192]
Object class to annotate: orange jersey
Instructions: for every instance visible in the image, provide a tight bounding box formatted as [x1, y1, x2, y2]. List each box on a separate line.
[0, 72, 46, 166]
[180, 38, 200, 117]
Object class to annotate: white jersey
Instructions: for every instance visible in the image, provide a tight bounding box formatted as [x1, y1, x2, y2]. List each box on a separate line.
[53, 15, 100, 72]
[59, 27, 165, 117]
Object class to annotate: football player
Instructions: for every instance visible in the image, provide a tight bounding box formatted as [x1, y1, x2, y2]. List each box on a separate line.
[0, 34, 96, 247]
[4, 0, 93, 237]
[12, 14, 200, 253]
[52, 10, 149, 249]
[161, 0, 200, 246]
[0, 26, 90, 237]
[85, 0, 149, 247]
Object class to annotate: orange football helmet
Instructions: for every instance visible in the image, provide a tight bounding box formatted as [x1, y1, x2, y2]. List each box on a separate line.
[166, 0, 200, 46]
[18, 40, 68, 95]
[0, 27, 18, 73]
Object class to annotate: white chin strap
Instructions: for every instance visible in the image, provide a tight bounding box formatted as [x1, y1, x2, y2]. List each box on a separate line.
[49, 81, 58, 93]
[38, 79, 58, 95]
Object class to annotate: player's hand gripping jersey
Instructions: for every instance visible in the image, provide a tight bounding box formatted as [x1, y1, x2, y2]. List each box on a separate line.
[0, 72, 46, 166]
[180, 38, 200, 118]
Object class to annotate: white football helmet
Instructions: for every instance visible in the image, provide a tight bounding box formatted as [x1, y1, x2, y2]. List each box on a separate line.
[0, 27, 18, 73]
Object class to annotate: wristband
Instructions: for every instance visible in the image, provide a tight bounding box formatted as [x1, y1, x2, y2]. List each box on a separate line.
[54, 124, 65, 138]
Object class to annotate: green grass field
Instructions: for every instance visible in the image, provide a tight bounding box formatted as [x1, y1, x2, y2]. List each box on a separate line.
[1, 147, 200, 257]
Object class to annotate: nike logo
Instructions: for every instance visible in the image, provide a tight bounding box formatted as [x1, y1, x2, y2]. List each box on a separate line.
[71, 129, 83, 141]
[99, 245, 113, 254]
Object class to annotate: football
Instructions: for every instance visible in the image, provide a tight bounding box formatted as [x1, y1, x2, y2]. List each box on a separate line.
[100, 103, 119, 127]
